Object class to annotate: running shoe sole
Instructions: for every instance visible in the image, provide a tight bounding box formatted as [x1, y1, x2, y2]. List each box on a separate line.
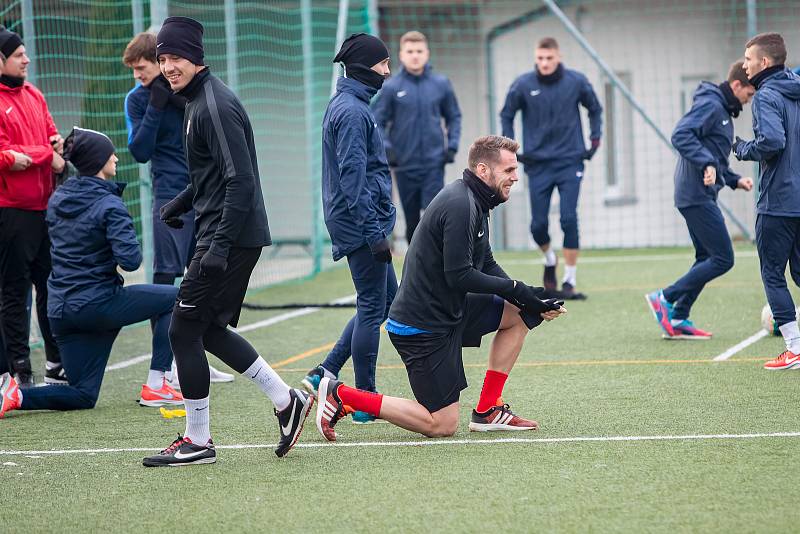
[662, 334, 711, 340]
[468, 422, 537, 432]
[138, 398, 185, 407]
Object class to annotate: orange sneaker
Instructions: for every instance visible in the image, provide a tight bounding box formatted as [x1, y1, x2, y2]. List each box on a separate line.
[0, 373, 22, 418]
[763, 350, 800, 371]
[139, 380, 184, 407]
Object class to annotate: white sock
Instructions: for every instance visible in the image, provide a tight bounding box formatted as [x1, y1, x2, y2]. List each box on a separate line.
[146, 370, 166, 390]
[543, 249, 557, 267]
[183, 396, 211, 445]
[320, 366, 336, 380]
[563, 265, 577, 286]
[244, 357, 291, 411]
[779, 321, 800, 354]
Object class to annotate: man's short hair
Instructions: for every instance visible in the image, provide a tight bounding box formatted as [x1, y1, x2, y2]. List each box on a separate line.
[537, 37, 559, 50]
[727, 60, 750, 85]
[123, 32, 157, 66]
[400, 31, 427, 47]
[468, 136, 520, 170]
[745, 32, 787, 65]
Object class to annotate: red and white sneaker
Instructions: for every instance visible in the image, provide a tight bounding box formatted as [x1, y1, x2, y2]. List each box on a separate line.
[468, 403, 539, 432]
[763, 350, 800, 370]
[0, 373, 22, 418]
[139, 380, 184, 407]
[315, 377, 351, 442]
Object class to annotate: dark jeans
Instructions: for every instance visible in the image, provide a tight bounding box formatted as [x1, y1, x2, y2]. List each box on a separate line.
[663, 203, 734, 320]
[395, 167, 445, 245]
[528, 160, 584, 249]
[322, 245, 398, 392]
[0, 208, 59, 372]
[19, 284, 177, 411]
[755, 214, 800, 327]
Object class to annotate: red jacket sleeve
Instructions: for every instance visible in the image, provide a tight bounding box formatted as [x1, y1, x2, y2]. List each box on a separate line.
[0, 151, 13, 171]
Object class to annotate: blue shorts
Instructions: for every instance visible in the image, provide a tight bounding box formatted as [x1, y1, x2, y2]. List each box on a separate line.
[153, 197, 195, 276]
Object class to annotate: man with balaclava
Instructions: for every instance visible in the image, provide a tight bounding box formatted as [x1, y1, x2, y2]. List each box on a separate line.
[0, 26, 65, 387]
[300, 33, 398, 426]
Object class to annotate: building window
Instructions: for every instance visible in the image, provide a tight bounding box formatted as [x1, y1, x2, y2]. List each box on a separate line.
[603, 72, 636, 206]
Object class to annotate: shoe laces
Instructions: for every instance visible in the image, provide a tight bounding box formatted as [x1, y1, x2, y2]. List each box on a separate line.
[161, 434, 188, 455]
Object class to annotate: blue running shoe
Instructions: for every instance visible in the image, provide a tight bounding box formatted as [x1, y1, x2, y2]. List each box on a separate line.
[645, 290, 675, 337]
[301, 366, 325, 395]
[669, 319, 712, 340]
[352, 411, 376, 424]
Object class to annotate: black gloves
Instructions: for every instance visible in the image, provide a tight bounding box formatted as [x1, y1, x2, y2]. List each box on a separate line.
[200, 247, 228, 278]
[159, 195, 190, 229]
[584, 138, 601, 160]
[370, 238, 392, 264]
[516, 153, 536, 167]
[149, 75, 171, 110]
[732, 136, 746, 159]
[445, 148, 457, 164]
[504, 281, 561, 314]
[519, 298, 563, 329]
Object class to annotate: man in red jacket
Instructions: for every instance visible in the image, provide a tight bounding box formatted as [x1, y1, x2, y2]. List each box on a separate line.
[0, 27, 65, 386]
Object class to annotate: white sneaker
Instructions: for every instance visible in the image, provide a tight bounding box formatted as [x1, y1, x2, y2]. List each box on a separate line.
[168, 362, 234, 390]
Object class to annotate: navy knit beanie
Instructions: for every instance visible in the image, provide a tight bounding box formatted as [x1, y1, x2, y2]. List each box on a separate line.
[63, 127, 116, 177]
[0, 26, 23, 59]
[156, 17, 204, 66]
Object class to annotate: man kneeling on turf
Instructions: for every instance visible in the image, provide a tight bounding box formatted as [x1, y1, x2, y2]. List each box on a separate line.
[315, 135, 565, 439]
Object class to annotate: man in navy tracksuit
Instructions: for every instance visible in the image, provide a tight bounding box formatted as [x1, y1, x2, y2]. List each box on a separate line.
[123, 32, 232, 386]
[0, 128, 183, 417]
[372, 31, 461, 246]
[500, 37, 602, 299]
[302, 34, 396, 424]
[734, 33, 800, 370]
[646, 62, 755, 340]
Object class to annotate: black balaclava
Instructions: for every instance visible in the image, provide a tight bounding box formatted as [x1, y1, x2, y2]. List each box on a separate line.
[63, 127, 115, 177]
[463, 168, 503, 211]
[156, 17, 204, 66]
[0, 26, 25, 88]
[749, 64, 785, 90]
[718, 81, 743, 118]
[536, 63, 564, 85]
[333, 33, 389, 90]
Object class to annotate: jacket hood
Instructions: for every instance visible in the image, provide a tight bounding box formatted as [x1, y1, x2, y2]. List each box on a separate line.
[693, 81, 725, 105]
[761, 68, 800, 100]
[337, 76, 377, 102]
[50, 176, 126, 219]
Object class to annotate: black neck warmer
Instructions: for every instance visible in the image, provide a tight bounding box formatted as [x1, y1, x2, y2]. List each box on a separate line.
[0, 74, 24, 88]
[345, 64, 385, 90]
[178, 68, 211, 101]
[750, 64, 785, 90]
[334, 33, 389, 91]
[718, 81, 743, 118]
[536, 63, 564, 85]
[463, 169, 502, 211]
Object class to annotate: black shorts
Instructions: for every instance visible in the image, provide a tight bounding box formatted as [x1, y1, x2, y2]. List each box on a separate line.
[174, 245, 261, 328]
[388, 294, 504, 413]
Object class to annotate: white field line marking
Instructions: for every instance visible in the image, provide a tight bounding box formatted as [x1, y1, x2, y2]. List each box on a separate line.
[3, 431, 800, 456]
[502, 250, 758, 266]
[713, 329, 770, 361]
[104, 294, 356, 372]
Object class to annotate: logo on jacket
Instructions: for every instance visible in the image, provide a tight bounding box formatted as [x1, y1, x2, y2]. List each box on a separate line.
[530, 89, 541, 96]
[478, 229, 485, 238]
[186, 119, 191, 136]
[722, 119, 730, 125]
[397, 90, 407, 98]
[5, 106, 12, 114]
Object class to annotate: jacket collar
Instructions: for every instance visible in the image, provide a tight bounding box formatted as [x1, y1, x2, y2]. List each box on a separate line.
[74, 175, 127, 196]
[336, 76, 377, 102]
[399, 64, 431, 80]
[178, 68, 212, 101]
[750, 64, 785, 90]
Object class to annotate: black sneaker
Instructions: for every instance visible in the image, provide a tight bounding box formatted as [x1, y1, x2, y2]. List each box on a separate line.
[142, 435, 216, 467]
[274, 388, 314, 458]
[301, 365, 325, 395]
[543, 264, 557, 291]
[315, 377, 349, 442]
[559, 282, 587, 300]
[44, 363, 68, 384]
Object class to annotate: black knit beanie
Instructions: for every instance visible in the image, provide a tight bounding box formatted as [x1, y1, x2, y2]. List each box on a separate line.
[0, 26, 23, 59]
[333, 33, 389, 90]
[156, 17, 204, 66]
[63, 127, 116, 177]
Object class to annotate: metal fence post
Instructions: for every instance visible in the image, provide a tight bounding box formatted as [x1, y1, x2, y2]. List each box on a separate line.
[224, 0, 239, 94]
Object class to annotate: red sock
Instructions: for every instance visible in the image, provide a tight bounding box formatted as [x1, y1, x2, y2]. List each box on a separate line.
[336, 384, 383, 416]
[476, 370, 508, 413]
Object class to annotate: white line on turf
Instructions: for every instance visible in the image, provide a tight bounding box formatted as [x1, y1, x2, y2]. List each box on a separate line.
[103, 294, 355, 372]
[713, 329, 769, 361]
[501, 250, 758, 266]
[3, 431, 799, 456]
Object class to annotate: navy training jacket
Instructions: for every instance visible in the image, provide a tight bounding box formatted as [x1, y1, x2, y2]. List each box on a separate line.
[372, 65, 461, 171]
[322, 76, 396, 261]
[671, 82, 741, 208]
[47, 176, 142, 318]
[124, 84, 189, 200]
[734, 68, 800, 217]
[500, 66, 602, 163]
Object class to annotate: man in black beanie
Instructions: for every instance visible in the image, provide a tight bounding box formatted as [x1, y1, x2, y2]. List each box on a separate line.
[301, 33, 397, 425]
[143, 16, 313, 467]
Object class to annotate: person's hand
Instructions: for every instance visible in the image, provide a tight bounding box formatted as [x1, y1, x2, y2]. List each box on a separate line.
[49, 134, 64, 155]
[583, 138, 600, 160]
[149, 75, 171, 110]
[51, 151, 65, 173]
[445, 148, 457, 164]
[159, 195, 190, 229]
[540, 300, 567, 321]
[369, 238, 392, 263]
[703, 165, 717, 186]
[199, 247, 228, 278]
[732, 136, 746, 158]
[8, 150, 32, 171]
[738, 177, 754, 191]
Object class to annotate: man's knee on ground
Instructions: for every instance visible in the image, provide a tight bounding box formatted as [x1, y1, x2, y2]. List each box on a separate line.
[422, 411, 459, 438]
[73, 389, 100, 410]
